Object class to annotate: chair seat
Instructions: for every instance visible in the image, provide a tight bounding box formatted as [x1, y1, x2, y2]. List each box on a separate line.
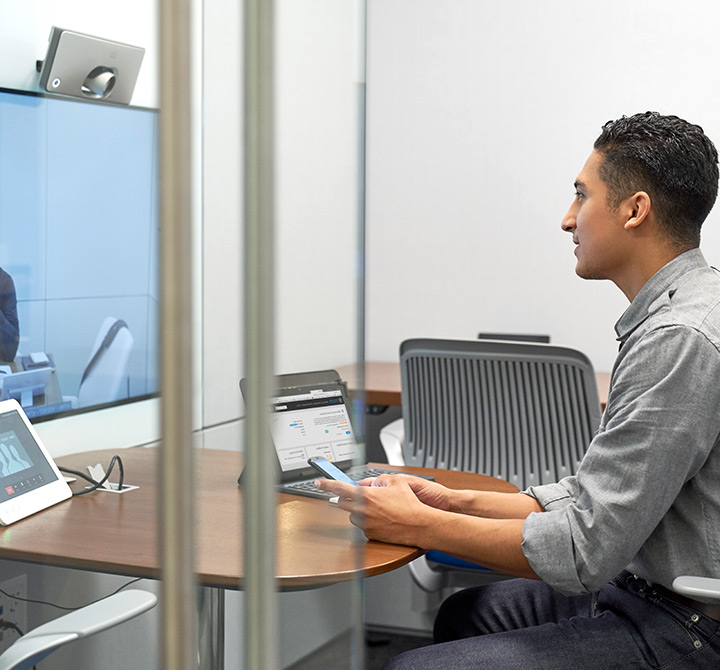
[426, 550, 489, 571]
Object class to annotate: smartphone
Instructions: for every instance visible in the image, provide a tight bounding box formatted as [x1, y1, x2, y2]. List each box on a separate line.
[307, 456, 359, 486]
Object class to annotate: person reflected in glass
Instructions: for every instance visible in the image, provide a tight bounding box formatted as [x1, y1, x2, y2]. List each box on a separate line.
[0, 268, 19, 363]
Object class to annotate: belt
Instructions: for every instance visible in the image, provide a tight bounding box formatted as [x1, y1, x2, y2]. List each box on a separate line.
[652, 583, 720, 623]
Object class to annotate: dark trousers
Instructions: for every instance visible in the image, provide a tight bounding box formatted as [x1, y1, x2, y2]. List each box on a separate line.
[383, 573, 720, 669]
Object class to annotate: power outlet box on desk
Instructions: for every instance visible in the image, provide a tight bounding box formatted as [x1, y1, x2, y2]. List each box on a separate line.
[0, 575, 27, 654]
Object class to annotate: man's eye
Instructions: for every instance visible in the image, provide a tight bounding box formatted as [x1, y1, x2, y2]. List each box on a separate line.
[575, 191, 585, 200]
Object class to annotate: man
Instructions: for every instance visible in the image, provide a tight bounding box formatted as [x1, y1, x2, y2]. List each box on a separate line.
[317, 112, 720, 668]
[0, 267, 19, 362]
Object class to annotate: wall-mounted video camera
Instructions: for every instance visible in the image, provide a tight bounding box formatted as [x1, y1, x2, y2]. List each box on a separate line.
[37, 27, 145, 105]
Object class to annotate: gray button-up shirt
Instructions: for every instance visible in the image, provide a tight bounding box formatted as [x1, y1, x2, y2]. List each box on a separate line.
[522, 249, 720, 597]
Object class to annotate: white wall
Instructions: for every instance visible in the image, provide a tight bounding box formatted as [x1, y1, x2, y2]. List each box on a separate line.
[274, 0, 363, 375]
[201, 0, 244, 434]
[202, 0, 364, 441]
[366, 0, 720, 373]
[202, 2, 364, 665]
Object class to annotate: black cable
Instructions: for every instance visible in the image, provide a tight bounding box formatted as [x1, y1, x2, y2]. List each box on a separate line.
[0, 620, 24, 637]
[59, 454, 125, 496]
[57, 468, 96, 485]
[0, 577, 144, 613]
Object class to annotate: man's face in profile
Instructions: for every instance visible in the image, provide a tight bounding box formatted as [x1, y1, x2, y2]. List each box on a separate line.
[561, 150, 632, 284]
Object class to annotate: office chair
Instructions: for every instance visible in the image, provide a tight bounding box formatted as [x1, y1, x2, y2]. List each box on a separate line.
[0, 589, 157, 670]
[66, 318, 134, 409]
[380, 337, 602, 591]
[380, 334, 554, 467]
[672, 576, 720, 602]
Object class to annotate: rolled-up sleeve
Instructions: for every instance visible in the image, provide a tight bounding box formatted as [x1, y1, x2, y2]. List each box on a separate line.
[519, 325, 720, 596]
[525, 478, 578, 511]
[523, 508, 585, 594]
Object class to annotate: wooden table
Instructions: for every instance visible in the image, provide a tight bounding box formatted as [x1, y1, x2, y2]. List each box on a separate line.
[0, 447, 517, 589]
[338, 362, 611, 410]
[0, 447, 516, 668]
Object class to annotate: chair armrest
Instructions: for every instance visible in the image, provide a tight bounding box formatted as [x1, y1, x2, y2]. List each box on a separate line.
[0, 590, 157, 670]
[672, 576, 720, 601]
[0, 633, 78, 670]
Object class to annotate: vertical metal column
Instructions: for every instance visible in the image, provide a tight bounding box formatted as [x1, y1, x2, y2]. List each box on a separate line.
[354, 0, 368, 435]
[159, 0, 198, 668]
[243, 1, 278, 670]
[351, 4, 368, 670]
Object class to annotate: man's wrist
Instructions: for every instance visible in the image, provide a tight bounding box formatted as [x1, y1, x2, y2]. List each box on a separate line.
[452, 490, 543, 519]
[451, 489, 479, 514]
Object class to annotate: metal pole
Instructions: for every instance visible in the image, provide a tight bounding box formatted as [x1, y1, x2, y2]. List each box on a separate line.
[354, 0, 368, 447]
[159, 0, 198, 668]
[243, 1, 278, 670]
[352, 4, 368, 670]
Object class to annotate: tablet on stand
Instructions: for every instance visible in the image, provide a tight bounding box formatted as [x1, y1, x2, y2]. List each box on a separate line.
[0, 399, 72, 525]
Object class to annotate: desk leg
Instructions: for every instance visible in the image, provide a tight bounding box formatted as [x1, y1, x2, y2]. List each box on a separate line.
[198, 586, 225, 670]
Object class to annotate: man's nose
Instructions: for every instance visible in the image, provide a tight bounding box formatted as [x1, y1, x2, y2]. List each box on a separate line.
[561, 207, 576, 232]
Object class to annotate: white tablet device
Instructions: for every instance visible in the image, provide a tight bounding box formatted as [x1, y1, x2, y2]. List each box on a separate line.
[0, 399, 72, 525]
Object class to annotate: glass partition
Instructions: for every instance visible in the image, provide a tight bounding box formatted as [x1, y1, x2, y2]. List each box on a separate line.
[205, 0, 368, 669]
[0, 5, 166, 670]
[0, 1, 367, 668]
[244, 0, 368, 668]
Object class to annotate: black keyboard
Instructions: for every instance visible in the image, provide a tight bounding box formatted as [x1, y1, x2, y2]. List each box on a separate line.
[350, 466, 405, 480]
[281, 467, 434, 499]
[283, 480, 336, 498]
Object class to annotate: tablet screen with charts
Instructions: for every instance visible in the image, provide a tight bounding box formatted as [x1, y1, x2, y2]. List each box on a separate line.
[0, 399, 72, 525]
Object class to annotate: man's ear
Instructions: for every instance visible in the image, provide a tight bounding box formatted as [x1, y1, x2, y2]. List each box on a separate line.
[623, 191, 652, 231]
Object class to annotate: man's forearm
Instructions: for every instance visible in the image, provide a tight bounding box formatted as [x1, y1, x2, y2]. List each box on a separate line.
[419, 507, 539, 579]
[451, 489, 545, 519]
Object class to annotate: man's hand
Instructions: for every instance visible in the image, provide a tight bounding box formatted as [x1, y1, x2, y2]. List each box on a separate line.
[315, 474, 442, 547]
[386, 475, 462, 512]
[314, 474, 541, 580]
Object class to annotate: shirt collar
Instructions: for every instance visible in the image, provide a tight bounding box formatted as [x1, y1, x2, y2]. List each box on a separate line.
[615, 248, 708, 343]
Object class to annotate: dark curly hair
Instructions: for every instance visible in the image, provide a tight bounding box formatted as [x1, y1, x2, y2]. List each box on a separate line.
[594, 112, 719, 249]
